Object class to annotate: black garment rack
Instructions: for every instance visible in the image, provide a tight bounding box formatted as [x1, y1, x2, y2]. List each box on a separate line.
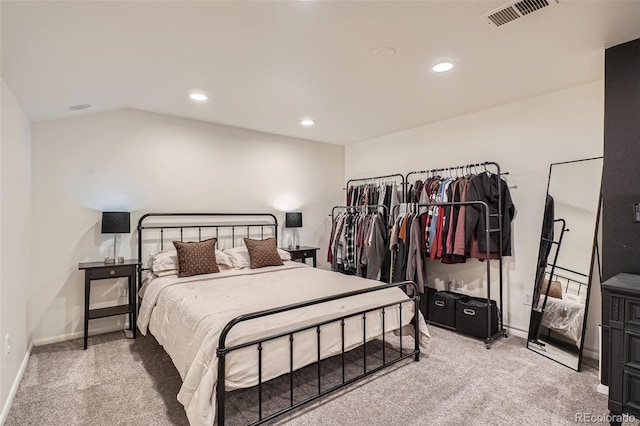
[345, 173, 406, 204]
[402, 161, 509, 348]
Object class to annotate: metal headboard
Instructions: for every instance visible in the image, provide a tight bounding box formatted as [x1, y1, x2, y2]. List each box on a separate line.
[137, 212, 278, 282]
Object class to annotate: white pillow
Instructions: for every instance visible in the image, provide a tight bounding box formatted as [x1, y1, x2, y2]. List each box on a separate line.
[215, 250, 234, 270]
[150, 249, 233, 274]
[278, 248, 292, 261]
[224, 246, 291, 269]
[223, 247, 250, 269]
[151, 250, 178, 274]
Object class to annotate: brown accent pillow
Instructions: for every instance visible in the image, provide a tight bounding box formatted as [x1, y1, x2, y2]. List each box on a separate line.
[172, 238, 220, 277]
[542, 279, 563, 299]
[243, 237, 284, 269]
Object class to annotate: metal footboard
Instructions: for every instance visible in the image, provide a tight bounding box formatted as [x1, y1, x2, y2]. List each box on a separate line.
[216, 281, 421, 425]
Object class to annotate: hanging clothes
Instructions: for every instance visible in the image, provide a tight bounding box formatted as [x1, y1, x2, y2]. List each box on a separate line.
[388, 169, 515, 283]
[406, 213, 427, 293]
[328, 209, 389, 279]
[464, 172, 515, 257]
[347, 181, 401, 223]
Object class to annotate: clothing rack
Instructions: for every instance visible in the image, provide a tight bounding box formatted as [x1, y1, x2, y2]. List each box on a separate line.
[393, 201, 506, 348]
[345, 173, 406, 203]
[405, 161, 508, 201]
[402, 160, 509, 348]
[331, 204, 388, 223]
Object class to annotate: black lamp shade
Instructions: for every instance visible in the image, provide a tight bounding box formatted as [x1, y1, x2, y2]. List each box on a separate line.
[285, 212, 303, 228]
[101, 212, 131, 234]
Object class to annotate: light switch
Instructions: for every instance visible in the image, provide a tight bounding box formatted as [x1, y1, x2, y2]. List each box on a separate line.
[634, 203, 640, 223]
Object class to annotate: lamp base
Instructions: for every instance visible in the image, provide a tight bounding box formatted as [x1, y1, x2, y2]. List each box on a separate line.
[104, 257, 124, 264]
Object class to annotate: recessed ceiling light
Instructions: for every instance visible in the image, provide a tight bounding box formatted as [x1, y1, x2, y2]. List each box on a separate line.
[69, 103, 92, 111]
[432, 62, 455, 73]
[373, 47, 396, 57]
[300, 119, 315, 127]
[189, 93, 208, 102]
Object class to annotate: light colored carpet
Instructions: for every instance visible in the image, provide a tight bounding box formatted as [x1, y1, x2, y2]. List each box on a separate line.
[5, 326, 615, 426]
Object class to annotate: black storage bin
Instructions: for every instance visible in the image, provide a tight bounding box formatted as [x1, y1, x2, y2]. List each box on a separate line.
[426, 291, 464, 329]
[455, 297, 498, 339]
[419, 288, 437, 319]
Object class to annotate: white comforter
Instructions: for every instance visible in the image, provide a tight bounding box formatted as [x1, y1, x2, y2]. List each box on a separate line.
[137, 262, 430, 426]
[538, 293, 585, 347]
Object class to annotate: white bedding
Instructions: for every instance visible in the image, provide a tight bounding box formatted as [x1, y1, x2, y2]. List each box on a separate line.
[137, 262, 430, 426]
[538, 293, 585, 347]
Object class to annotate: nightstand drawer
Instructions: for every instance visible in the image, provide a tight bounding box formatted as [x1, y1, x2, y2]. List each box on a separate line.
[291, 251, 312, 259]
[89, 265, 134, 280]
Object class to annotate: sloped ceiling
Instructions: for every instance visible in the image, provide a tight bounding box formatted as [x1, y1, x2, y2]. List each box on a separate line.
[2, 1, 640, 144]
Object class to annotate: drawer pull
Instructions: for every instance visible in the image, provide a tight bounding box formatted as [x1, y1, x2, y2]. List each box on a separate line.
[463, 309, 476, 316]
[434, 301, 445, 307]
[109, 270, 116, 276]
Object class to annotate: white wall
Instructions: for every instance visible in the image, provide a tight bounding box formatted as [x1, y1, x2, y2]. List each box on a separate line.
[31, 108, 344, 344]
[552, 203, 598, 286]
[0, 79, 32, 416]
[346, 81, 604, 355]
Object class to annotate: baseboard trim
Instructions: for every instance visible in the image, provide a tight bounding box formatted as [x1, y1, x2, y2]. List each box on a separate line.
[583, 345, 599, 362]
[32, 323, 127, 346]
[0, 343, 33, 424]
[504, 324, 528, 340]
[597, 384, 609, 396]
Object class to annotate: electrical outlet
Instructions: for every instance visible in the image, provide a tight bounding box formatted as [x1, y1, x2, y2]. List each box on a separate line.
[524, 293, 532, 306]
[5, 334, 10, 358]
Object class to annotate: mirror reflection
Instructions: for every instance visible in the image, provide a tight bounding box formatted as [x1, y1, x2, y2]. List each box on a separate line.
[527, 157, 603, 370]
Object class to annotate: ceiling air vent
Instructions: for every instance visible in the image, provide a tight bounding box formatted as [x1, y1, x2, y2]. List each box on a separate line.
[481, 0, 559, 28]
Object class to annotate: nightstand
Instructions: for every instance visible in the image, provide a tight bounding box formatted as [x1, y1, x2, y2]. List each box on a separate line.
[78, 259, 140, 349]
[283, 246, 319, 267]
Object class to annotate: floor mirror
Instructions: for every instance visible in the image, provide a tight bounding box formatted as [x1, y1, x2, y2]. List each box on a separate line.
[527, 157, 603, 371]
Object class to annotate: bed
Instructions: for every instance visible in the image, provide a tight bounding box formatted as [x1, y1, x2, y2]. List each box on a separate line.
[135, 213, 430, 426]
[537, 271, 588, 348]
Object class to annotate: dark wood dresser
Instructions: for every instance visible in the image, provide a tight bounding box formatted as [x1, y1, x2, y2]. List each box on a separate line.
[602, 273, 640, 419]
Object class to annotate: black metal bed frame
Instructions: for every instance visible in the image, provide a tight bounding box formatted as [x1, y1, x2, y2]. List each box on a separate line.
[541, 267, 590, 350]
[137, 212, 278, 283]
[217, 281, 420, 425]
[546, 266, 589, 296]
[544, 270, 589, 296]
[136, 213, 421, 426]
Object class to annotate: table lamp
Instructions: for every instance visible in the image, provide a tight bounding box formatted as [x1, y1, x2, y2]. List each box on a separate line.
[285, 212, 302, 249]
[102, 211, 130, 264]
